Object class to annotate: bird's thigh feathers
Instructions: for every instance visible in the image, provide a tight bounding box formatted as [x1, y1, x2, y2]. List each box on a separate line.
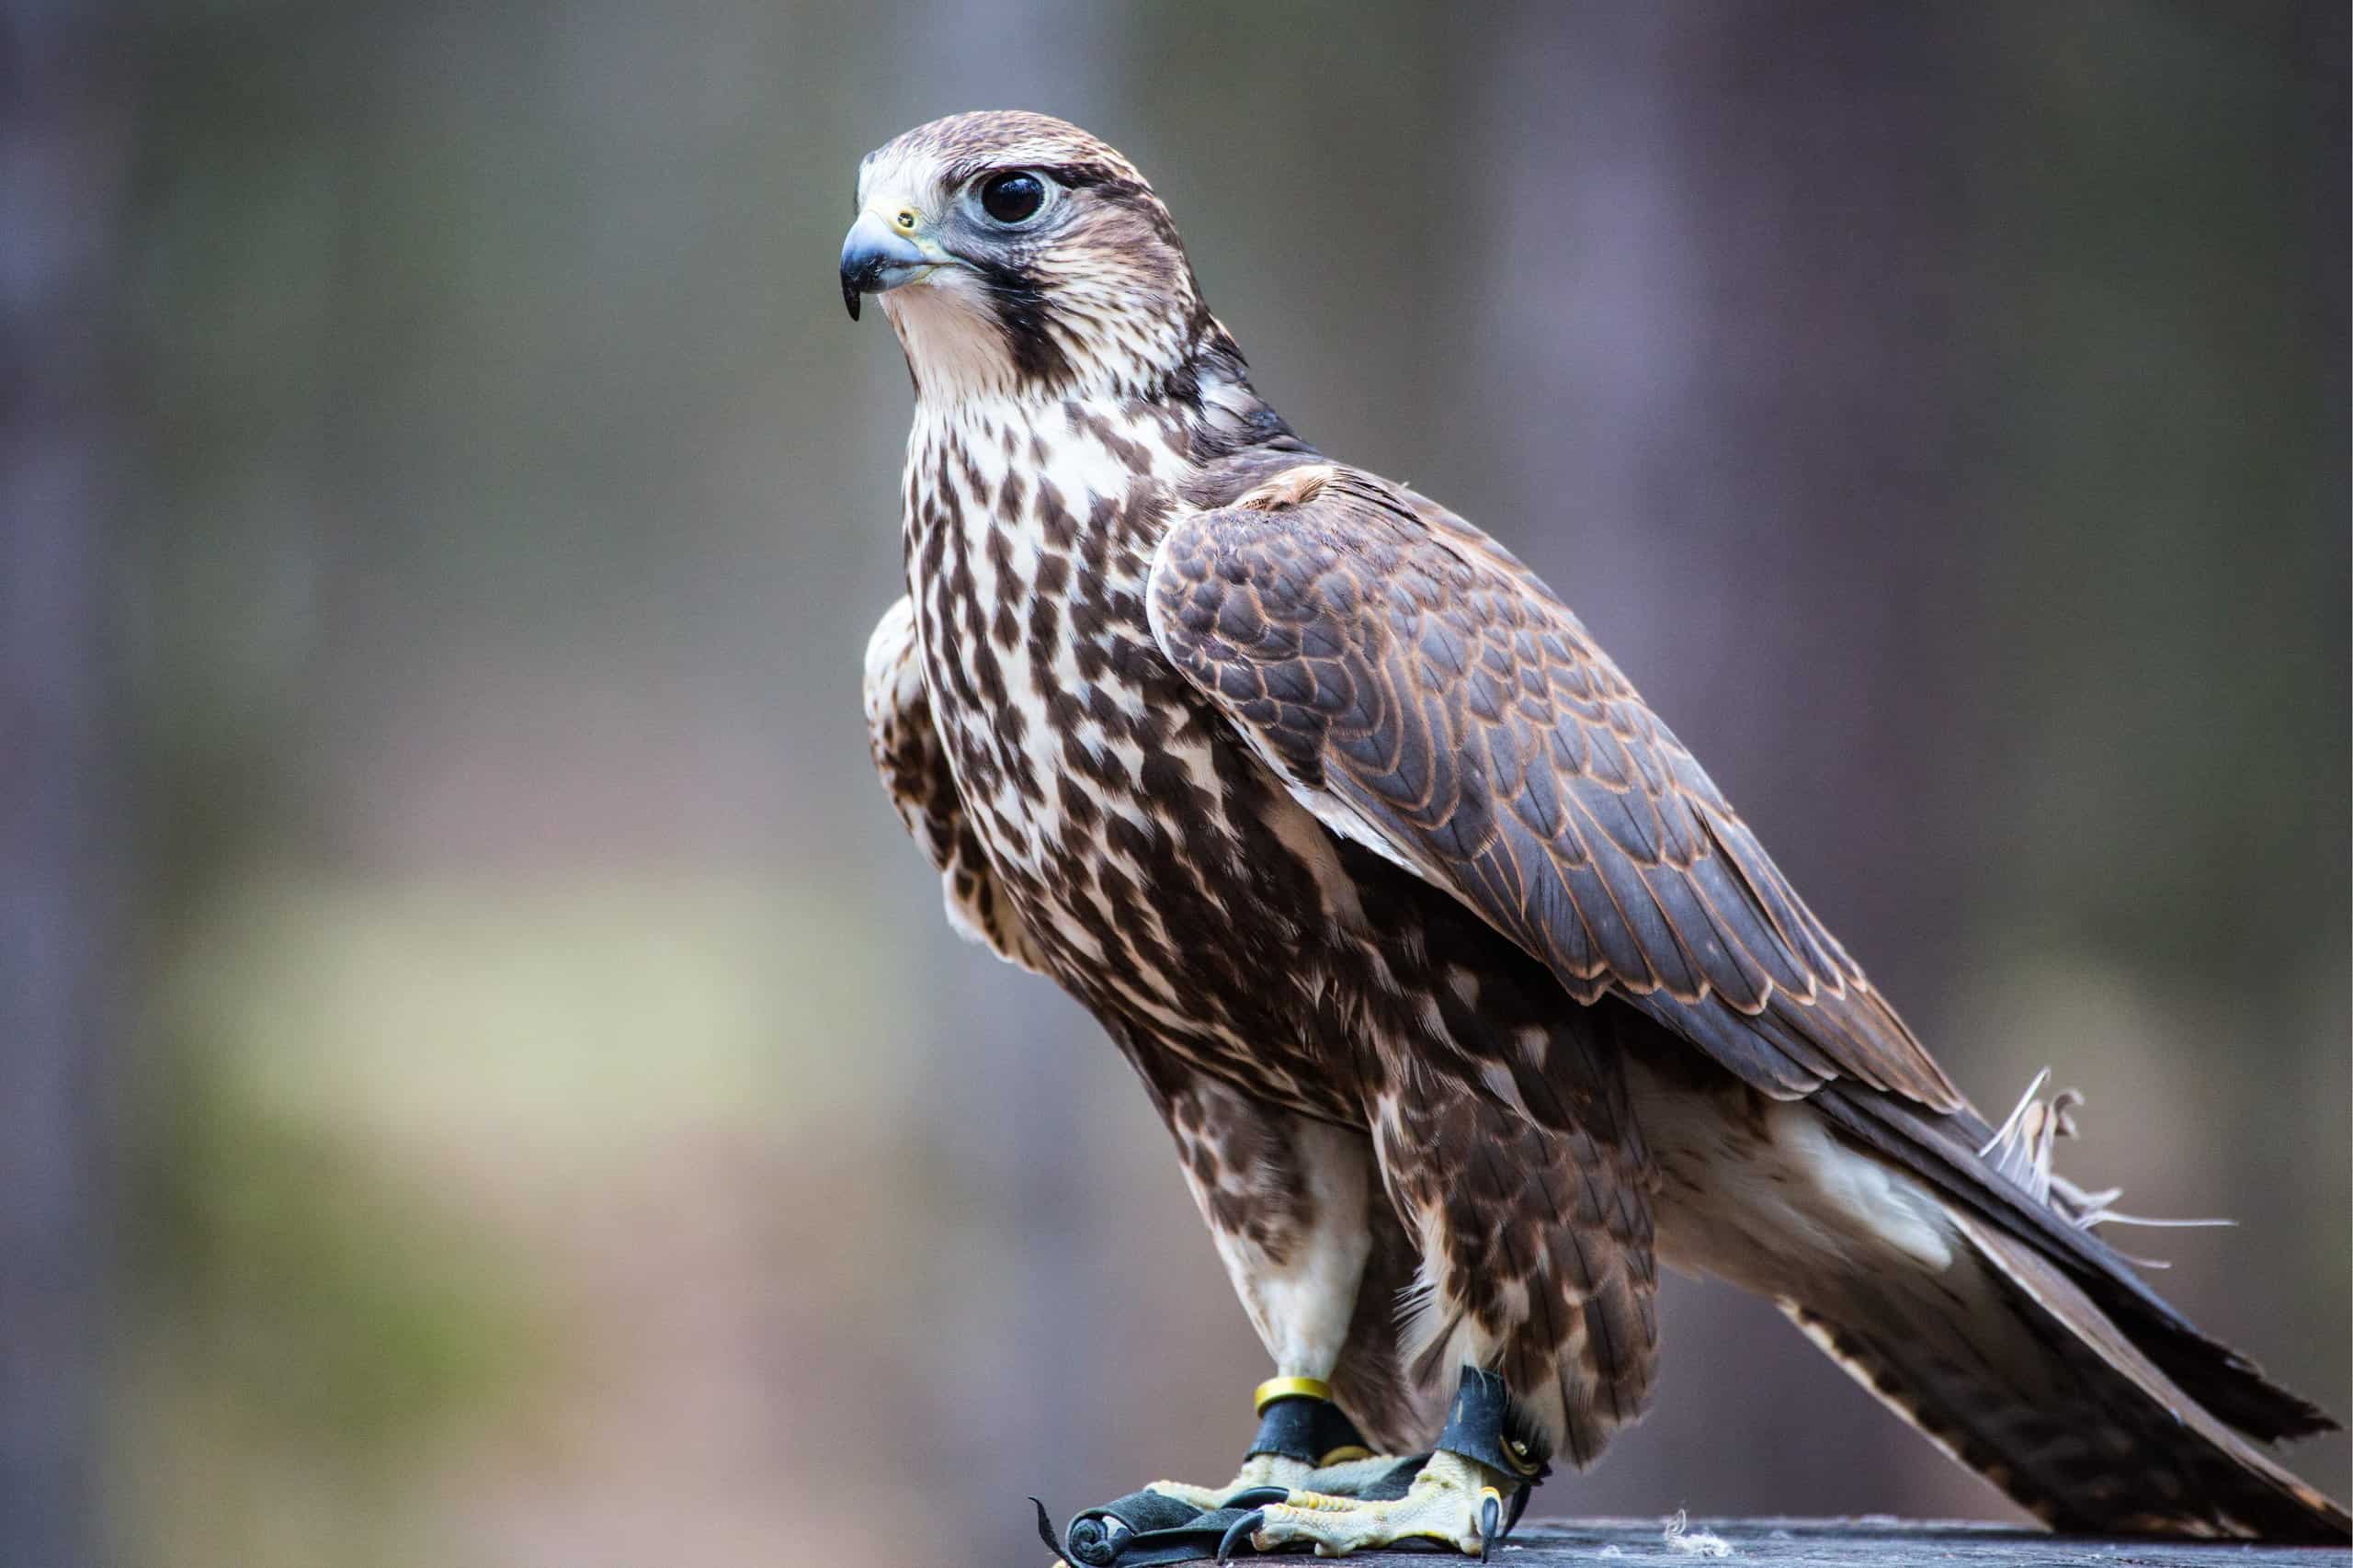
[1369, 1078, 1660, 1471]
[1144, 1064, 1438, 1452]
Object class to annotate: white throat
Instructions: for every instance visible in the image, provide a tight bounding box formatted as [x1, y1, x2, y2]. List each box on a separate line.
[882, 277, 1024, 407]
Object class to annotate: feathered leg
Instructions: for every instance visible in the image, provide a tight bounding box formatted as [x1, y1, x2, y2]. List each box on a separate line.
[1370, 1079, 1660, 1470]
[1040, 1062, 1446, 1565]
[1222, 1074, 1660, 1560]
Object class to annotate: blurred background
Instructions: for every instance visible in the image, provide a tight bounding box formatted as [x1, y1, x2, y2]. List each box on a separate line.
[5, 2, 2347, 1565]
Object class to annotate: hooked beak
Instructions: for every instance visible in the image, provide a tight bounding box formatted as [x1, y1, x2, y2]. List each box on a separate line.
[840, 210, 941, 321]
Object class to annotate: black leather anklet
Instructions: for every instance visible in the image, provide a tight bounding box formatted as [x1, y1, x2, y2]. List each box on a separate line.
[1434, 1365, 1550, 1483]
[1245, 1377, 1372, 1467]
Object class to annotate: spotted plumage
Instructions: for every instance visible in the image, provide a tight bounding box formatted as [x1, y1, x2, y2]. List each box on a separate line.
[843, 110, 2346, 1547]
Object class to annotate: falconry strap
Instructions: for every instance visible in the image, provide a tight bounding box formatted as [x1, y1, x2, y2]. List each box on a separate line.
[1037, 1369, 1542, 1564]
[1038, 1465, 1432, 1567]
[1435, 1367, 1551, 1487]
[1245, 1378, 1374, 1468]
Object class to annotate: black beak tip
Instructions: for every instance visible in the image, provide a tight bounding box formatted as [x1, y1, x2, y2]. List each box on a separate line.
[843, 275, 861, 322]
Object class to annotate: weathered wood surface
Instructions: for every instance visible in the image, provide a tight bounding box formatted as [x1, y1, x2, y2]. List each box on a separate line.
[1349, 1518, 2350, 1566]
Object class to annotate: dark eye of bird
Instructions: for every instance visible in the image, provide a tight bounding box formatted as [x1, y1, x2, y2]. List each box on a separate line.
[979, 170, 1045, 224]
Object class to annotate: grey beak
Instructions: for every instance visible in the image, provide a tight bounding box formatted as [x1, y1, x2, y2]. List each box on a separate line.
[840, 211, 930, 321]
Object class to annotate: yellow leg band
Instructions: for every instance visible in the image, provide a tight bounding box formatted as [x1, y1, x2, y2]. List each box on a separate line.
[1253, 1375, 1335, 1415]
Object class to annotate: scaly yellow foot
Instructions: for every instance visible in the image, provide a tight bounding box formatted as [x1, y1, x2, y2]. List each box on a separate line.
[1222, 1450, 1512, 1561]
[1145, 1451, 1311, 1512]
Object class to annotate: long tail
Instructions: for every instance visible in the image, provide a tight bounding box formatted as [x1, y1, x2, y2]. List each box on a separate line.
[1781, 1200, 2345, 1538]
[1631, 1059, 2348, 1541]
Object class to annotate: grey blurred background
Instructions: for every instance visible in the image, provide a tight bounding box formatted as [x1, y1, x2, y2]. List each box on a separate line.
[5, 3, 2347, 1566]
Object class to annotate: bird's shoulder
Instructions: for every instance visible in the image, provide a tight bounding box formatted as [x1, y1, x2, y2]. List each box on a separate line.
[1147, 458, 1620, 720]
[861, 596, 953, 864]
[861, 595, 1046, 972]
[1156, 457, 1584, 628]
[862, 597, 926, 747]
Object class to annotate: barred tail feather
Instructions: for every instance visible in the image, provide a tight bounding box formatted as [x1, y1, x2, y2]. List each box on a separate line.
[1783, 1204, 2347, 1540]
[1810, 1079, 2342, 1448]
[1628, 1054, 2347, 1543]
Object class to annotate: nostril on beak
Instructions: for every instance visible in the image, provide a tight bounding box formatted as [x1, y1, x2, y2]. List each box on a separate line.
[840, 210, 931, 322]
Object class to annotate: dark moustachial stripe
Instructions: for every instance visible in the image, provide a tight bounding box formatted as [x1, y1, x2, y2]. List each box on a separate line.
[967, 254, 1074, 386]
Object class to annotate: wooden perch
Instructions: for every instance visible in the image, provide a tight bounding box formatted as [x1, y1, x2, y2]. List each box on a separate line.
[1336, 1517, 2350, 1566]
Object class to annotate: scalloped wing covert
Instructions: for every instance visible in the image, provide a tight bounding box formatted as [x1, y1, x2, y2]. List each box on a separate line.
[1146, 464, 1961, 1114]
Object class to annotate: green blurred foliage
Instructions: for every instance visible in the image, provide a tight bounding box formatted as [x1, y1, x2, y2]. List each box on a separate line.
[121, 986, 533, 1568]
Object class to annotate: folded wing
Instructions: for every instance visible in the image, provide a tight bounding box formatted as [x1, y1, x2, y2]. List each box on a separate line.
[1147, 462, 1961, 1113]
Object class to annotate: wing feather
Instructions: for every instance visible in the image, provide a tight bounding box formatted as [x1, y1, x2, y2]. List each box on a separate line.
[1147, 465, 1961, 1112]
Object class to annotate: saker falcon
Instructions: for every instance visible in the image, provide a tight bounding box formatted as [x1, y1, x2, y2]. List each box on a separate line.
[842, 111, 2347, 1560]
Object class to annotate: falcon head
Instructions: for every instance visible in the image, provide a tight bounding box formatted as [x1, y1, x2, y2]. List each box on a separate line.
[841, 111, 1231, 403]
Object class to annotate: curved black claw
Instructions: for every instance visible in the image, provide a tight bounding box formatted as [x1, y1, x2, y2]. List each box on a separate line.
[1225, 1486, 1290, 1510]
[1478, 1492, 1503, 1562]
[1216, 1508, 1266, 1564]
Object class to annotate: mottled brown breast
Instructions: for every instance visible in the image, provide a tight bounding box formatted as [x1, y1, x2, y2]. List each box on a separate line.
[899, 392, 1370, 1117]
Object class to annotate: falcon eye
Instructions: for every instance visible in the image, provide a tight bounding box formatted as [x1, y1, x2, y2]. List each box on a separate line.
[978, 170, 1047, 225]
